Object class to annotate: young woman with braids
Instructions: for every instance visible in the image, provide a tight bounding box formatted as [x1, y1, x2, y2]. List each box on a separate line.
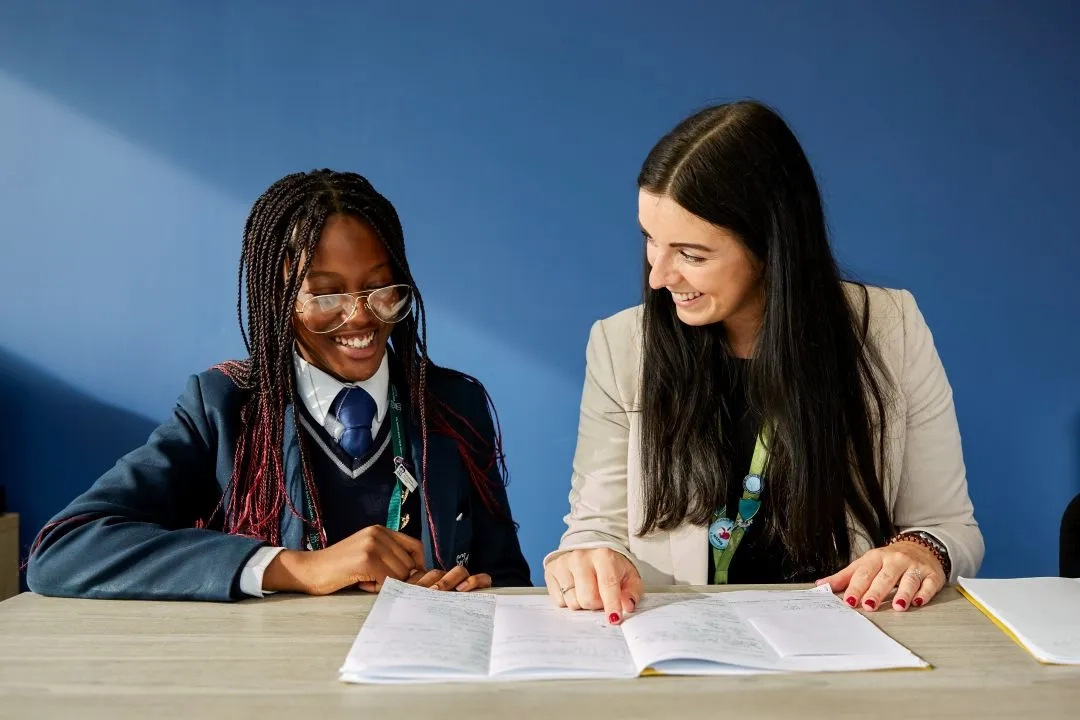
[27, 169, 530, 600]
[544, 101, 982, 624]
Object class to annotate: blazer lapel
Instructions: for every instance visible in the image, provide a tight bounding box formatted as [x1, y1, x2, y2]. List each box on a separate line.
[669, 523, 708, 585]
[279, 407, 306, 550]
[407, 417, 462, 571]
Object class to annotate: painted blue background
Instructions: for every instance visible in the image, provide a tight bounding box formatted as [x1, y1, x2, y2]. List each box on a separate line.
[2, 0, 1077, 584]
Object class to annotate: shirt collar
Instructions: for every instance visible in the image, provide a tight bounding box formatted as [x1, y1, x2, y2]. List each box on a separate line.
[293, 349, 389, 425]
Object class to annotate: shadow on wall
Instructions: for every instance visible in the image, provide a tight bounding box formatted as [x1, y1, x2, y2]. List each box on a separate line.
[0, 346, 157, 590]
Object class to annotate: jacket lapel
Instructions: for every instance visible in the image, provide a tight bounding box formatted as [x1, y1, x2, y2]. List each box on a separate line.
[279, 407, 306, 550]
[407, 418, 462, 571]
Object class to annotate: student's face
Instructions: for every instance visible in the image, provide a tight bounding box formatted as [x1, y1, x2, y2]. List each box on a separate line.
[292, 214, 396, 383]
[640, 190, 763, 331]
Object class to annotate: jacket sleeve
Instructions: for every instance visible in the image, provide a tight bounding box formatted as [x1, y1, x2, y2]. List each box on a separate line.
[891, 290, 984, 581]
[26, 373, 266, 601]
[543, 318, 638, 571]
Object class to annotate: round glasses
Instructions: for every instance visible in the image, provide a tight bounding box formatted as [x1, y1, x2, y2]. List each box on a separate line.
[295, 284, 413, 334]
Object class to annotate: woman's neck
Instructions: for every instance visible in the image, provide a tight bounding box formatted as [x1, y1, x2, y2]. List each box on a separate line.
[723, 302, 764, 359]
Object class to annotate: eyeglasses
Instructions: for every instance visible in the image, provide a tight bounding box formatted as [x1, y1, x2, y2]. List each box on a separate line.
[295, 284, 413, 334]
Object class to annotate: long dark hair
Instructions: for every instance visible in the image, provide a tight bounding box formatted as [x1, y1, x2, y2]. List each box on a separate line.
[636, 100, 893, 575]
[209, 170, 507, 565]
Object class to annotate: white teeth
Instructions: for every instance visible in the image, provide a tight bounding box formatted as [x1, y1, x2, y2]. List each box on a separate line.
[672, 290, 703, 302]
[334, 332, 375, 349]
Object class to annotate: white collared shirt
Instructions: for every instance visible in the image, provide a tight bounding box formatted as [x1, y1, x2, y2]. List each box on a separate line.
[293, 350, 390, 440]
[239, 350, 391, 598]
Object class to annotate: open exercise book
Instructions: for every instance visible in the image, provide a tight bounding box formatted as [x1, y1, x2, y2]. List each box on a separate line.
[339, 579, 927, 683]
[957, 576, 1080, 665]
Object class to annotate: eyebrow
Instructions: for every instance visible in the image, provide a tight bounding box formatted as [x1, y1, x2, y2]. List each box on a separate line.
[639, 224, 714, 253]
[305, 263, 392, 282]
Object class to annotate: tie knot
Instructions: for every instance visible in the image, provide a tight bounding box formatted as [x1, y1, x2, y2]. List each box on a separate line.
[331, 387, 377, 430]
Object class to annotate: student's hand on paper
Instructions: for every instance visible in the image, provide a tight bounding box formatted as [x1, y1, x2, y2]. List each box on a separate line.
[406, 566, 493, 592]
[815, 541, 945, 613]
[263, 526, 427, 595]
[544, 548, 643, 624]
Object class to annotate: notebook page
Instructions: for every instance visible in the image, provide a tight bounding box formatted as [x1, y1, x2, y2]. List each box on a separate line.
[339, 579, 496, 683]
[958, 577, 1080, 664]
[726, 587, 927, 671]
[488, 596, 637, 680]
[619, 593, 778, 674]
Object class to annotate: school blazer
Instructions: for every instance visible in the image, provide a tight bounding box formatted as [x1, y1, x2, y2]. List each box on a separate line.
[546, 285, 983, 585]
[27, 365, 531, 600]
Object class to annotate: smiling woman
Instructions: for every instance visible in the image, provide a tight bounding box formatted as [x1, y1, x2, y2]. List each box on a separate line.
[544, 100, 982, 623]
[26, 169, 530, 601]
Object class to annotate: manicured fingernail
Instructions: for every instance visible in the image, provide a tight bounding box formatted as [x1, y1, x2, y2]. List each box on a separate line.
[914, 597, 924, 607]
[456, 582, 469, 591]
[609, 612, 620, 624]
[894, 598, 907, 609]
[864, 599, 876, 610]
[845, 596, 857, 607]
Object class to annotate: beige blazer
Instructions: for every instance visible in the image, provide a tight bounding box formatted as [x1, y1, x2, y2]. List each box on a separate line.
[545, 285, 983, 585]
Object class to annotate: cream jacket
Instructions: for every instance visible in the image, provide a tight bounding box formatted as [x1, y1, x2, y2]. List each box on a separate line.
[545, 285, 983, 584]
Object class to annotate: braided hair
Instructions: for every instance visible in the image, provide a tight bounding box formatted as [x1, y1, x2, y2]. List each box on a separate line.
[209, 169, 508, 566]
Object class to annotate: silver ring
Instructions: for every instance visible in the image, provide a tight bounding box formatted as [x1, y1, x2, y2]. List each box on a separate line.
[908, 567, 924, 582]
[560, 584, 575, 594]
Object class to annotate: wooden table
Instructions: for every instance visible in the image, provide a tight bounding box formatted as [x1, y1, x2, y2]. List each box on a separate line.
[1, 585, 1078, 719]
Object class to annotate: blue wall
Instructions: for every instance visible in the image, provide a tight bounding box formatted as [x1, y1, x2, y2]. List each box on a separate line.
[1, 0, 1077, 583]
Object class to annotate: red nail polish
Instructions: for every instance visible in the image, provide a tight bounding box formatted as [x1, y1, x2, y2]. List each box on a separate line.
[894, 598, 907, 609]
[846, 596, 857, 607]
[864, 599, 876, 609]
[914, 597, 924, 607]
[609, 612, 620, 624]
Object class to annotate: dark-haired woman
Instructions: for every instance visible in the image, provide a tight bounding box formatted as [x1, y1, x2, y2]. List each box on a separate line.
[544, 101, 981, 622]
[28, 169, 530, 600]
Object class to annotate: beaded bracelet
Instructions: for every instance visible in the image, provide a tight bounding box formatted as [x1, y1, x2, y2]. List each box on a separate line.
[888, 531, 952, 580]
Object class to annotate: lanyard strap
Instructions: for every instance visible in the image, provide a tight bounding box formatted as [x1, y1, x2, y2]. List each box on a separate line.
[302, 384, 417, 550]
[710, 424, 770, 584]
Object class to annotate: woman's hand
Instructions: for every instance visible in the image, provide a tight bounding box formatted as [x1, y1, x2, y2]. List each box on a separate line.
[544, 548, 642, 623]
[407, 566, 493, 592]
[263, 525, 426, 595]
[817, 540, 945, 611]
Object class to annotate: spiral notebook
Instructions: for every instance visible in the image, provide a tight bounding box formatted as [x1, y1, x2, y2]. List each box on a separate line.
[339, 579, 927, 684]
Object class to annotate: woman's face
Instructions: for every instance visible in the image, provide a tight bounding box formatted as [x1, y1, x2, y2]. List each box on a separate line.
[292, 214, 397, 382]
[640, 190, 764, 351]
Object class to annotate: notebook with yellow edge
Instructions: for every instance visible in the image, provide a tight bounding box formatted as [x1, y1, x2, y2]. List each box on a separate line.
[957, 576, 1080, 665]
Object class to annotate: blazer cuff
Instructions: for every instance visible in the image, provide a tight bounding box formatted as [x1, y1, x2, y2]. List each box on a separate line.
[544, 538, 637, 572]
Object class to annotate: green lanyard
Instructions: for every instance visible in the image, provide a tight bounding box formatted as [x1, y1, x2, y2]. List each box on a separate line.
[302, 384, 418, 551]
[710, 424, 770, 584]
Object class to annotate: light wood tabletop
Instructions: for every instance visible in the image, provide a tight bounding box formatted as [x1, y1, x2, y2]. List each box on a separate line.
[1, 585, 1078, 719]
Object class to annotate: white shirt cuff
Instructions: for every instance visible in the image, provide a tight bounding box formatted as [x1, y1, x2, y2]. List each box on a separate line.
[240, 546, 287, 597]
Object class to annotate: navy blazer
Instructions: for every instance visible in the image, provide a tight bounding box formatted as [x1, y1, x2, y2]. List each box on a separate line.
[26, 364, 531, 600]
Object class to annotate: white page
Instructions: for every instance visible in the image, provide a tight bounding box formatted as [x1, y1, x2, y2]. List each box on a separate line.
[726, 586, 927, 671]
[488, 596, 637, 680]
[958, 577, 1080, 664]
[619, 593, 779, 674]
[339, 579, 496, 683]
[747, 612, 899, 657]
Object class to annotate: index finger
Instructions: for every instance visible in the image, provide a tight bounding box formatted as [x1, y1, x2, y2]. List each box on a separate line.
[387, 530, 427, 570]
[594, 554, 626, 623]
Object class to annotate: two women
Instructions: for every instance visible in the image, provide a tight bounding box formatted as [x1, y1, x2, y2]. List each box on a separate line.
[29, 103, 981, 609]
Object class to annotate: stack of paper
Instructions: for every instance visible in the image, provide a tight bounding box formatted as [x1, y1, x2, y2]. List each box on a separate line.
[339, 579, 927, 684]
[957, 576, 1080, 664]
